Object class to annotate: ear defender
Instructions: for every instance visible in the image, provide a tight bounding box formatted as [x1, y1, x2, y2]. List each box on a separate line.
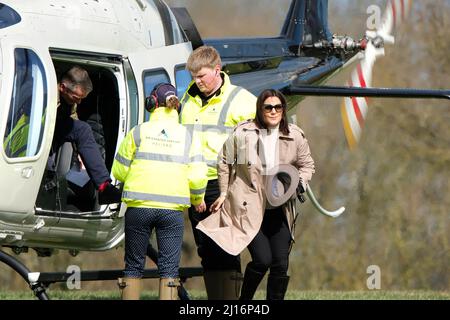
[145, 83, 165, 113]
[145, 83, 178, 113]
[145, 94, 158, 113]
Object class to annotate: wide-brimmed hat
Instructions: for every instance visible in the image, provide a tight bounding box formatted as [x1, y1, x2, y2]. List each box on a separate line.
[265, 164, 299, 207]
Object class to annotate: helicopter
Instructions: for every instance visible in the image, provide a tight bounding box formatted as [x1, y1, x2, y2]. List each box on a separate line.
[0, 0, 448, 300]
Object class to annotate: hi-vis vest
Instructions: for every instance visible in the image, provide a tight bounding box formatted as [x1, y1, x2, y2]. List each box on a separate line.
[3, 114, 30, 158]
[112, 107, 207, 211]
[180, 72, 256, 180]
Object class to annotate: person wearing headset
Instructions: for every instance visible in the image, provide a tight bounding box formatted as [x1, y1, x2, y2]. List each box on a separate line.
[113, 83, 207, 300]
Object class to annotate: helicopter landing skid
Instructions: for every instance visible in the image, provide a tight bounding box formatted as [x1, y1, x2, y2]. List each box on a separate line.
[0, 248, 202, 300]
[0, 249, 49, 300]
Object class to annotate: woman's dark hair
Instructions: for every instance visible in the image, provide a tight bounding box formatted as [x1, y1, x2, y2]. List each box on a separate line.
[255, 89, 290, 135]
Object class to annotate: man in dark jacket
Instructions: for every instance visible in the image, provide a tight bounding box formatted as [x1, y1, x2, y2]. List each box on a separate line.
[53, 66, 120, 204]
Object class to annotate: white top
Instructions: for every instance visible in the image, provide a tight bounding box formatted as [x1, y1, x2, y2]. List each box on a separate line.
[261, 125, 279, 174]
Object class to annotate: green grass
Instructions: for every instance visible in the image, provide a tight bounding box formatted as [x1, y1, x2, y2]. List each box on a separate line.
[0, 290, 448, 300]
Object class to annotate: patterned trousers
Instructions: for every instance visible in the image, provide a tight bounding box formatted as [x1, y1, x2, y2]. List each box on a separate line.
[124, 207, 184, 278]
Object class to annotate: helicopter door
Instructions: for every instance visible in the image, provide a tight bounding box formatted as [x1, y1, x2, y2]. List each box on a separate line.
[127, 42, 192, 122]
[0, 38, 57, 214]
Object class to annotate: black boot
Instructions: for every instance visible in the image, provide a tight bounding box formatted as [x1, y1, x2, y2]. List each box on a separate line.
[239, 266, 266, 300]
[266, 274, 289, 300]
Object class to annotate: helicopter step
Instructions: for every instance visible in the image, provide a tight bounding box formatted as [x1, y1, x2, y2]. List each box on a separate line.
[0, 248, 202, 300]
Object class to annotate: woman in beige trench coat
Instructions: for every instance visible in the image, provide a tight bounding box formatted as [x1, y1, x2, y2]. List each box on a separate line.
[196, 89, 315, 300]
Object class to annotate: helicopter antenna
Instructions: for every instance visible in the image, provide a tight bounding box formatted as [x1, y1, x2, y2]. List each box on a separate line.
[306, 186, 345, 218]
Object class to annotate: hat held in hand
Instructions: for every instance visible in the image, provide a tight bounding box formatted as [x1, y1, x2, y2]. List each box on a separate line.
[265, 164, 300, 208]
[145, 83, 179, 112]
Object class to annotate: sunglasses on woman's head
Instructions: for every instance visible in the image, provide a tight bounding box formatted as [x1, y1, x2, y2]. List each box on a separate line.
[263, 104, 284, 113]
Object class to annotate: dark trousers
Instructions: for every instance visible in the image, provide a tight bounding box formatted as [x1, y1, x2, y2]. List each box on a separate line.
[189, 179, 241, 272]
[53, 116, 110, 188]
[247, 207, 291, 276]
[124, 207, 184, 278]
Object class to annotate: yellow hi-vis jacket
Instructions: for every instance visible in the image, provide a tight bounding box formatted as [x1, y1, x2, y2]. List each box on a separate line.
[3, 114, 30, 158]
[112, 107, 207, 211]
[180, 72, 256, 180]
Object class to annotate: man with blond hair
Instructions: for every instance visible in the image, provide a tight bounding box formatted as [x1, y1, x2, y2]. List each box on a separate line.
[180, 46, 256, 300]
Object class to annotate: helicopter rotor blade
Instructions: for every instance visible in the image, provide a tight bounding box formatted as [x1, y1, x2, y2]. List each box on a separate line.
[341, 0, 413, 150]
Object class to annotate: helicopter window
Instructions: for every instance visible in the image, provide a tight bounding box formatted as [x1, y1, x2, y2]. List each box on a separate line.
[3, 48, 47, 158]
[0, 4, 21, 29]
[143, 69, 170, 122]
[175, 65, 192, 99]
[168, 7, 186, 45]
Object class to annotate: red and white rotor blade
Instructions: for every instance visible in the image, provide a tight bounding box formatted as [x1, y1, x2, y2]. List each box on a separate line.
[341, 44, 383, 149]
[341, 0, 412, 150]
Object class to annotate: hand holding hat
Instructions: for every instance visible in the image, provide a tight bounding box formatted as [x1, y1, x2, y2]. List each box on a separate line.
[265, 164, 300, 207]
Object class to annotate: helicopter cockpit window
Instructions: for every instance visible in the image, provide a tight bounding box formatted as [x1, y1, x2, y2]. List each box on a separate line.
[0, 4, 21, 29]
[175, 65, 192, 99]
[143, 69, 170, 122]
[168, 8, 185, 44]
[3, 48, 47, 158]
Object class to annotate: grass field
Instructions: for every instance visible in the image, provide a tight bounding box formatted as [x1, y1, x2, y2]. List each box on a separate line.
[0, 290, 448, 300]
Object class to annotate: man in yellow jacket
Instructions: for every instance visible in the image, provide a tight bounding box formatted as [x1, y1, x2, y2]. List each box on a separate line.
[180, 46, 257, 299]
[112, 83, 207, 300]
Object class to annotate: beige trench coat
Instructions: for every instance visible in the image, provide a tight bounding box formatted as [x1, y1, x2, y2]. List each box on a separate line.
[196, 120, 315, 256]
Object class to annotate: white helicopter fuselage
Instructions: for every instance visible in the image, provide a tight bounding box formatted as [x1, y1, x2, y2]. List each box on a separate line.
[0, 0, 193, 252]
[3, 0, 173, 53]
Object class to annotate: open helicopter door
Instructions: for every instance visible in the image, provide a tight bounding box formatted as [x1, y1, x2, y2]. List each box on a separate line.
[126, 42, 193, 124]
[0, 37, 57, 214]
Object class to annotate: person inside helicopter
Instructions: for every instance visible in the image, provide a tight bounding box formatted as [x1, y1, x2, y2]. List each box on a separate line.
[49, 65, 122, 207]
